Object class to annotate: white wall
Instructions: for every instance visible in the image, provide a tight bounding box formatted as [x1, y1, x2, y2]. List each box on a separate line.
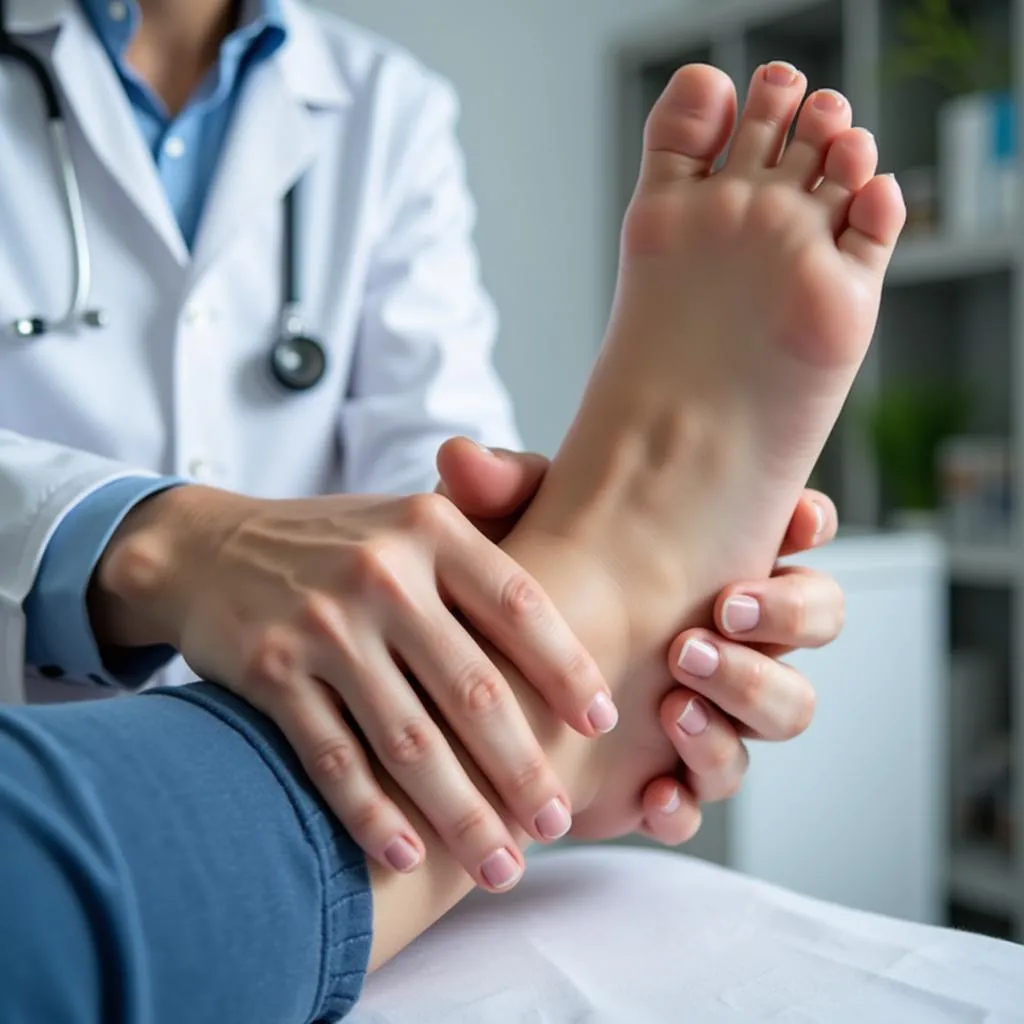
[312, 0, 688, 454]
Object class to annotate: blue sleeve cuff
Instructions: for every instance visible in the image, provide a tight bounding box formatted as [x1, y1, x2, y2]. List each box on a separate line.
[23, 476, 189, 689]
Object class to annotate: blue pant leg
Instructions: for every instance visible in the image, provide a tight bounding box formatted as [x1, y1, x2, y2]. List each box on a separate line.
[0, 683, 371, 1024]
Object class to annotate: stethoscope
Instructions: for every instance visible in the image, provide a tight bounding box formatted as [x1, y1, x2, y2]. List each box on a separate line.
[0, 1, 328, 392]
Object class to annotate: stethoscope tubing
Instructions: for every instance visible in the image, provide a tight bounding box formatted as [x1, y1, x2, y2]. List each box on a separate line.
[0, 2, 327, 391]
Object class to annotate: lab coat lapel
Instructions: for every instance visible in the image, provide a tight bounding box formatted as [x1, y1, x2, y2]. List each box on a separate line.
[47, 11, 188, 265]
[188, 4, 351, 287]
[186, 63, 322, 286]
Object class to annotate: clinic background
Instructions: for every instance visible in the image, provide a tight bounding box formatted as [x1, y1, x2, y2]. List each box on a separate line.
[317, 0, 1023, 944]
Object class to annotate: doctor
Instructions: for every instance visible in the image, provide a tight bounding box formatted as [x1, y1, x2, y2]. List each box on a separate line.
[0, 0, 844, 891]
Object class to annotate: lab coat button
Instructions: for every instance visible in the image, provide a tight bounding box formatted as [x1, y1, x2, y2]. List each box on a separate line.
[108, 1, 127, 22]
[164, 136, 186, 159]
[188, 458, 213, 481]
[183, 303, 204, 327]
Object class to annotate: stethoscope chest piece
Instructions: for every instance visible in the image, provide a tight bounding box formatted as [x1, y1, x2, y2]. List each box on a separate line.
[269, 332, 327, 392]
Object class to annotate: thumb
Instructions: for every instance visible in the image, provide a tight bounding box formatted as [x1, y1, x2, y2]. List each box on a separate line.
[436, 437, 550, 520]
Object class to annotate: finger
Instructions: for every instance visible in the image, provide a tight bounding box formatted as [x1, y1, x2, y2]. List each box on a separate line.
[249, 677, 426, 875]
[315, 631, 527, 893]
[778, 489, 838, 557]
[659, 687, 750, 803]
[438, 515, 617, 738]
[670, 631, 817, 741]
[715, 566, 845, 649]
[638, 778, 703, 846]
[393, 597, 574, 845]
[436, 437, 549, 520]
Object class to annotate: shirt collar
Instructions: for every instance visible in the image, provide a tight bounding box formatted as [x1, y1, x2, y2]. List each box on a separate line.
[73, 0, 287, 63]
[4, 0, 352, 109]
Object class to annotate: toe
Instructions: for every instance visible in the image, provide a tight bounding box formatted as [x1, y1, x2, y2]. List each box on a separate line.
[838, 174, 907, 272]
[723, 61, 808, 173]
[815, 127, 879, 232]
[641, 64, 738, 187]
[778, 89, 853, 187]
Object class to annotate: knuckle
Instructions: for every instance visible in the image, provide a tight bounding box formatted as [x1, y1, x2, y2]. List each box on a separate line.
[244, 630, 299, 693]
[347, 796, 388, 836]
[780, 581, 808, 638]
[307, 740, 360, 786]
[297, 592, 344, 642]
[345, 542, 408, 604]
[402, 492, 454, 534]
[447, 802, 493, 845]
[553, 649, 596, 700]
[734, 658, 766, 715]
[504, 755, 548, 799]
[500, 571, 544, 625]
[454, 662, 506, 718]
[704, 740, 737, 775]
[381, 718, 435, 767]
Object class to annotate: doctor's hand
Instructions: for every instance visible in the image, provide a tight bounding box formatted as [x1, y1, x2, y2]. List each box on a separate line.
[436, 439, 845, 848]
[89, 484, 615, 892]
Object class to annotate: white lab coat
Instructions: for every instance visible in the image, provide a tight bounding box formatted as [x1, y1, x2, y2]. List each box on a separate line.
[0, 0, 521, 704]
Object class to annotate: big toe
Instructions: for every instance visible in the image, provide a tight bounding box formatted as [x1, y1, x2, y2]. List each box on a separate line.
[640, 64, 737, 187]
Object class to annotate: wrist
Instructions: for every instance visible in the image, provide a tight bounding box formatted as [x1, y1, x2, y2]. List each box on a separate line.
[88, 485, 246, 650]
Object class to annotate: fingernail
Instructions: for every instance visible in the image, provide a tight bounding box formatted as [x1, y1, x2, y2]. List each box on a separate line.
[535, 798, 572, 840]
[587, 692, 619, 733]
[677, 698, 711, 737]
[384, 837, 421, 873]
[764, 61, 799, 86]
[813, 500, 827, 538]
[812, 88, 846, 111]
[480, 848, 522, 890]
[468, 437, 495, 457]
[678, 637, 719, 678]
[722, 595, 761, 634]
[660, 788, 682, 814]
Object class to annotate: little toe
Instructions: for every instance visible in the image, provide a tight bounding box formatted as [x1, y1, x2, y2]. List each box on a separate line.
[641, 64, 738, 187]
[838, 174, 907, 272]
[814, 127, 879, 231]
[778, 89, 853, 188]
[723, 61, 808, 173]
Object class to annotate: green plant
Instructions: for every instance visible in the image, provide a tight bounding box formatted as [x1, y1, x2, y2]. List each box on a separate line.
[884, 0, 1012, 95]
[861, 382, 970, 511]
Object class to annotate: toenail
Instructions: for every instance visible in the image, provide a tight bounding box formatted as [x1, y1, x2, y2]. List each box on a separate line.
[763, 61, 799, 86]
[722, 595, 761, 634]
[677, 698, 710, 737]
[678, 638, 719, 678]
[535, 798, 572, 841]
[660, 787, 682, 814]
[812, 89, 847, 111]
[480, 849, 522, 890]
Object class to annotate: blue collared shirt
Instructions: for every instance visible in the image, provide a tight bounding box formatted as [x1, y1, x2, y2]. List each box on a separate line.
[23, 1, 289, 687]
[79, 0, 286, 249]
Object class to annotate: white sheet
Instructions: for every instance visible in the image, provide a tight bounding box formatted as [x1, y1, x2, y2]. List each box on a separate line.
[351, 847, 1023, 1022]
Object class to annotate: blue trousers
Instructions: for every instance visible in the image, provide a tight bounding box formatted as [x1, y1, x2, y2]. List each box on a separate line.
[0, 683, 372, 1024]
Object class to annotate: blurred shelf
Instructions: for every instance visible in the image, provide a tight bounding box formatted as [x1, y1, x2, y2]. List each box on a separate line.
[947, 543, 1020, 587]
[620, 0, 833, 62]
[949, 843, 1020, 916]
[887, 231, 1019, 287]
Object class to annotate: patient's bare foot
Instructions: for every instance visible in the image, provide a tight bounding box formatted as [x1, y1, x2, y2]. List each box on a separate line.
[507, 63, 905, 834]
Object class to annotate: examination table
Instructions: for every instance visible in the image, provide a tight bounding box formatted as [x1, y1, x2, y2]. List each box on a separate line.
[352, 846, 1022, 1022]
